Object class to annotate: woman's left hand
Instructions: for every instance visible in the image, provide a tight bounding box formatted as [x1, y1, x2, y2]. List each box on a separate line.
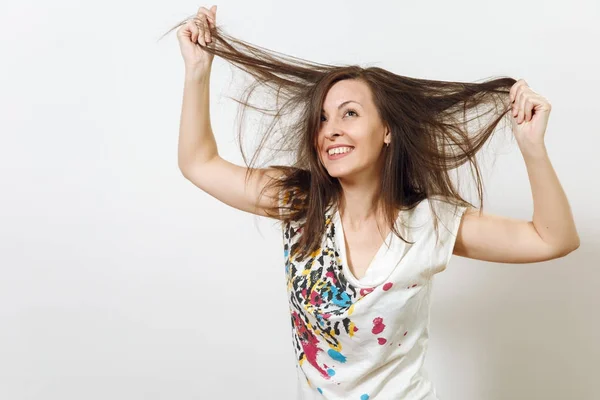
[509, 79, 552, 153]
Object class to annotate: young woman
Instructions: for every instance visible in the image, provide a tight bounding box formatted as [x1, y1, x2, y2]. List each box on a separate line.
[167, 5, 580, 399]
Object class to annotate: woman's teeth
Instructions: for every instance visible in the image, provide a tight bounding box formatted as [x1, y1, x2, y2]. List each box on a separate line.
[327, 147, 354, 156]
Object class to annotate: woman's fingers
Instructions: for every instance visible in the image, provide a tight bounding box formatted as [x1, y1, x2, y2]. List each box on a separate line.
[183, 20, 200, 45]
[191, 18, 207, 45]
[209, 5, 217, 25]
[204, 5, 217, 24]
[193, 6, 217, 45]
[196, 7, 216, 29]
[204, 16, 210, 44]
[190, 18, 206, 46]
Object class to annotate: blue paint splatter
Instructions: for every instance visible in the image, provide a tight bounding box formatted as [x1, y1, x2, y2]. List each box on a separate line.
[315, 313, 327, 327]
[360, 394, 370, 400]
[329, 285, 352, 307]
[327, 368, 336, 376]
[317, 388, 323, 394]
[327, 349, 347, 363]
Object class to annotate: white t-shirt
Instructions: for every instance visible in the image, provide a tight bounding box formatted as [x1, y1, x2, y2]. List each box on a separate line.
[280, 191, 467, 400]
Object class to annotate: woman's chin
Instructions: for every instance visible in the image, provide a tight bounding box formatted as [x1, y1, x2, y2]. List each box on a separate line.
[326, 166, 354, 179]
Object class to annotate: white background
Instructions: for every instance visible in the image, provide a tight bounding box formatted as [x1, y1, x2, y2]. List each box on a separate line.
[1, 0, 598, 399]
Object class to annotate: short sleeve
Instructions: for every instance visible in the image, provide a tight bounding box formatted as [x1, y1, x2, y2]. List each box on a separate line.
[429, 196, 468, 271]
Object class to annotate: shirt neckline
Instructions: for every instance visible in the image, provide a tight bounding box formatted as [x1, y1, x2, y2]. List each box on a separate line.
[333, 207, 402, 288]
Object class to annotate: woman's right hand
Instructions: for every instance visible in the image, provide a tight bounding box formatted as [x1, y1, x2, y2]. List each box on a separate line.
[177, 5, 217, 75]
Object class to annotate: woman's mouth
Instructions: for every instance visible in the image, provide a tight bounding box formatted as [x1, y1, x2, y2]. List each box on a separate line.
[327, 146, 354, 161]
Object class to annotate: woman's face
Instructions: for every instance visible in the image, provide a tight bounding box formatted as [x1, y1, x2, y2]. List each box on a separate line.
[316, 79, 390, 180]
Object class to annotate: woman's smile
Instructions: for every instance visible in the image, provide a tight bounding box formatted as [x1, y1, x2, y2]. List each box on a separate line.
[327, 147, 355, 161]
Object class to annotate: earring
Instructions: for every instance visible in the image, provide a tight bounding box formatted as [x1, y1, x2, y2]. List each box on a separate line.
[385, 142, 390, 147]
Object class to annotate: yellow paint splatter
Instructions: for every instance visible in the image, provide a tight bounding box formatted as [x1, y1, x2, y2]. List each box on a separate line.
[348, 321, 357, 337]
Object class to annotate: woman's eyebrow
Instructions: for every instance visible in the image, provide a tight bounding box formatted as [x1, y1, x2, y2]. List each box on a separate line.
[321, 100, 362, 112]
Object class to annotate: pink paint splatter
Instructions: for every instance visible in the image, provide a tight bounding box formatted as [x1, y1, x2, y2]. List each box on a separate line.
[310, 290, 323, 306]
[378, 337, 387, 345]
[383, 282, 393, 291]
[291, 311, 329, 378]
[325, 271, 337, 284]
[360, 288, 374, 296]
[372, 317, 386, 334]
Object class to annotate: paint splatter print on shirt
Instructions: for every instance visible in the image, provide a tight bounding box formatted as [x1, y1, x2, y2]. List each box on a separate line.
[280, 187, 467, 400]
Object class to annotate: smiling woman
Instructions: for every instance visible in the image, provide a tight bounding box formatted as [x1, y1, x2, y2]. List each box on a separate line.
[317, 80, 391, 183]
[162, 11, 517, 259]
[163, 5, 578, 400]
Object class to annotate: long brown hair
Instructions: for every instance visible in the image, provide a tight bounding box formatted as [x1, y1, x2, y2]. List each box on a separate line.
[162, 19, 517, 262]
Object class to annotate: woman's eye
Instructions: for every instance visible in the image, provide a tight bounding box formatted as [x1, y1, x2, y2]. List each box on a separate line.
[320, 109, 357, 123]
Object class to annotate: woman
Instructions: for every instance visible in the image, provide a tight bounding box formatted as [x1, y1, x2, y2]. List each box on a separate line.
[166, 5, 580, 399]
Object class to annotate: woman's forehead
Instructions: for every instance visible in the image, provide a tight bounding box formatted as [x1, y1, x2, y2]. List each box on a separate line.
[322, 80, 372, 109]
